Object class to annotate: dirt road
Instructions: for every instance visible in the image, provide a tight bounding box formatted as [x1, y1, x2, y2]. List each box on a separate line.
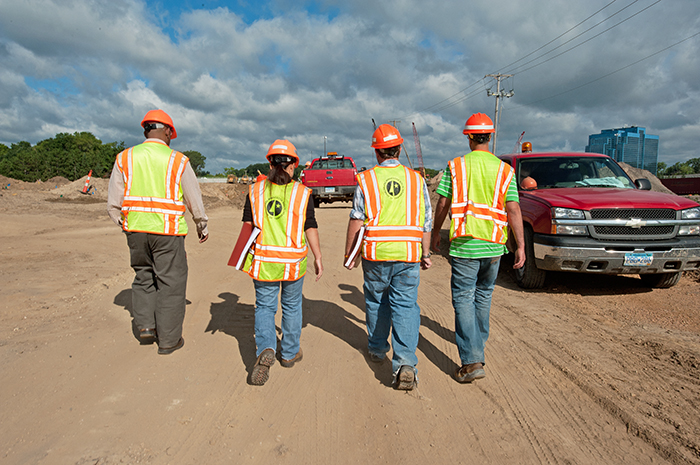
[1, 179, 699, 464]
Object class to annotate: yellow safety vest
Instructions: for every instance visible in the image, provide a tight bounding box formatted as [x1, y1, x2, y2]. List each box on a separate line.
[357, 165, 425, 262]
[247, 180, 311, 281]
[448, 150, 513, 244]
[117, 140, 188, 235]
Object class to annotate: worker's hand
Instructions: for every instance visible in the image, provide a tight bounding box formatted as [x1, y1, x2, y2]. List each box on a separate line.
[314, 257, 324, 281]
[430, 231, 441, 253]
[344, 254, 360, 270]
[420, 257, 432, 270]
[512, 248, 525, 269]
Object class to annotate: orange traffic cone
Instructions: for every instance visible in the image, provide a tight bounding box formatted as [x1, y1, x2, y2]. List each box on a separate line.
[81, 170, 93, 194]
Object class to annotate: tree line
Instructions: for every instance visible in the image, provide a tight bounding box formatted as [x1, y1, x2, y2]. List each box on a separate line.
[0, 132, 208, 182]
[657, 158, 700, 177]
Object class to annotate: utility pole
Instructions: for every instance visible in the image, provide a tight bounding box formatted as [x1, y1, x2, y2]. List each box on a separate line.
[485, 73, 514, 155]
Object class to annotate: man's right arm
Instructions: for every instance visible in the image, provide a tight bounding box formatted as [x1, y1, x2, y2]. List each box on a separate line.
[107, 162, 124, 227]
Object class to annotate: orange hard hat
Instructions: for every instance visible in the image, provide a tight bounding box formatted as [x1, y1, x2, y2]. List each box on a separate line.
[522, 142, 532, 152]
[462, 113, 495, 135]
[371, 124, 404, 149]
[141, 109, 177, 139]
[521, 176, 537, 190]
[266, 139, 300, 167]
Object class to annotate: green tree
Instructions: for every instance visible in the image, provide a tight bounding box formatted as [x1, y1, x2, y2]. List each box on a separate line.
[656, 162, 667, 176]
[686, 157, 700, 174]
[664, 161, 695, 176]
[183, 150, 208, 176]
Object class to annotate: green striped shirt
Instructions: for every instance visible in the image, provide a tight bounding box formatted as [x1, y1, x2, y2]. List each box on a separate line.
[436, 161, 519, 259]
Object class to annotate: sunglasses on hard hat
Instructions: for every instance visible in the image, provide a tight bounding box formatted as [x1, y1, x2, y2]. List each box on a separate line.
[270, 155, 294, 165]
[143, 122, 169, 131]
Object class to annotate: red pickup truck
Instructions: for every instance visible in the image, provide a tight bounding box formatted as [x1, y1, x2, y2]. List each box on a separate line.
[498, 151, 700, 288]
[300, 152, 358, 207]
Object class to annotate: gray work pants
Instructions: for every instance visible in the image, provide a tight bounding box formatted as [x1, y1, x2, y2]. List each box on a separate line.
[126, 232, 188, 348]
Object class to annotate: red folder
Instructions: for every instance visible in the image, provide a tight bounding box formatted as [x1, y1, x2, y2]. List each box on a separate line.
[344, 225, 366, 269]
[228, 222, 261, 270]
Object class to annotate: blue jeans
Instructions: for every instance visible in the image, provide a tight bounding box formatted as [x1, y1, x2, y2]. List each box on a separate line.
[253, 277, 305, 360]
[362, 259, 421, 374]
[450, 256, 501, 366]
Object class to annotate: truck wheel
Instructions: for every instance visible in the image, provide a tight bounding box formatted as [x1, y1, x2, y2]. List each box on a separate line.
[639, 272, 681, 288]
[514, 227, 546, 289]
[313, 196, 320, 208]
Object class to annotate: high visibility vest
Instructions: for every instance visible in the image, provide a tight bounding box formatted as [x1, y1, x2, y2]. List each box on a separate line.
[448, 150, 513, 244]
[117, 140, 188, 235]
[357, 164, 426, 262]
[247, 180, 311, 281]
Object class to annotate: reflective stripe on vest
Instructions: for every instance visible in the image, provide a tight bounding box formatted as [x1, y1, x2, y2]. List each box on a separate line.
[448, 151, 513, 244]
[357, 165, 425, 262]
[117, 142, 188, 235]
[248, 180, 310, 281]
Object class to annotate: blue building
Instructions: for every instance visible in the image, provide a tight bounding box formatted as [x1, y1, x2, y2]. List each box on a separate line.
[585, 127, 659, 175]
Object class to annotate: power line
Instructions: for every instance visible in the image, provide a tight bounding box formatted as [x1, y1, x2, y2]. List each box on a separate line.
[514, 30, 700, 106]
[496, 0, 621, 73]
[506, 0, 661, 76]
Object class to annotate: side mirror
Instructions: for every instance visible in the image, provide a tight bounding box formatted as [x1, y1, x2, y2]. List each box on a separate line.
[635, 178, 652, 190]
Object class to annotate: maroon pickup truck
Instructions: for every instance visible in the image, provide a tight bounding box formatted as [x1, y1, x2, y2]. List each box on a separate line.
[300, 152, 358, 207]
[498, 151, 700, 288]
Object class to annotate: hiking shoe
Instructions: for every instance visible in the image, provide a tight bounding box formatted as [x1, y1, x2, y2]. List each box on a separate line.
[251, 349, 275, 385]
[454, 363, 486, 383]
[395, 365, 417, 391]
[158, 337, 184, 355]
[280, 349, 303, 368]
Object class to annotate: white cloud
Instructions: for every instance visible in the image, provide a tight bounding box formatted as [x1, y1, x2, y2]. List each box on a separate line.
[0, 0, 698, 174]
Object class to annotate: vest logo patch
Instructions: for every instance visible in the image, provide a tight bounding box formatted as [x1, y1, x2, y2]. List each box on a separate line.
[266, 198, 284, 218]
[385, 178, 403, 198]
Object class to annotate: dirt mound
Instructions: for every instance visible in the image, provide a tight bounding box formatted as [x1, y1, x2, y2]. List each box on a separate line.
[51, 175, 110, 201]
[618, 162, 674, 194]
[46, 176, 71, 186]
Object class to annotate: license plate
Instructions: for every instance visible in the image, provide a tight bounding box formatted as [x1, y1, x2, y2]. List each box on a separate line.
[624, 253, 653, 266]
[324, 187, 335, 193]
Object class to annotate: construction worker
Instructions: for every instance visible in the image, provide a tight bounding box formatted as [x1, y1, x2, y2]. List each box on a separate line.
[344, 124, 432, 391]
[431, 113, 525, 383]
[242, 140, 323, 386]
[107, 109, 208, 354]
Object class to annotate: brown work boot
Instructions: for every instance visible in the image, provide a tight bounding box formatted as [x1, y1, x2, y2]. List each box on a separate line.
[454, 363, 486, 383]
[280, 349, 303, 368]
[251, 349, 276, 385]
[395, 365, 417, 390]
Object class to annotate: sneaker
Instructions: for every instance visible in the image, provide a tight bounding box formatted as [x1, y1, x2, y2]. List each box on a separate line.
[454, 363, 486, 383]
[395, 365, 417, 391]
[251, 349, 275, 385]
[280, 349, 303, 368]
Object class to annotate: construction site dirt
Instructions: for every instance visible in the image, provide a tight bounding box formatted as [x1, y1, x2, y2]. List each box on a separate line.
[1, 175, 699, 465]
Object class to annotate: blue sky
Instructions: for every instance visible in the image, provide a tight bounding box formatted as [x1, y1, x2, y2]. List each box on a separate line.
[0, 0, 699, 174]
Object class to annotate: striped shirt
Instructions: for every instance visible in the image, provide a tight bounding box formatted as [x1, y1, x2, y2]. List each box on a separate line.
[436, 163, 519, 259]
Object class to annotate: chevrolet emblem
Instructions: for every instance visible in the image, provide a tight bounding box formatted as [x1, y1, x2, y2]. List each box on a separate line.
[625, 218, 646, 228]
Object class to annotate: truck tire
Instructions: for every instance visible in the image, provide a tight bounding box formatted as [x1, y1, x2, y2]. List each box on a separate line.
[514, 227, 547, 289]
[639, 272, 681, 288]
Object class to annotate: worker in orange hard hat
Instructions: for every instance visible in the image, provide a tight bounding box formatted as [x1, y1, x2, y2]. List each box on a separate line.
[431, 112, 525, 384]
[239, 139, 323, 386]
[343, 123, 433, 391]
[107, 110, 208, 355]
[522, 141, 532, 153]
[521, 176, 537, 190]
